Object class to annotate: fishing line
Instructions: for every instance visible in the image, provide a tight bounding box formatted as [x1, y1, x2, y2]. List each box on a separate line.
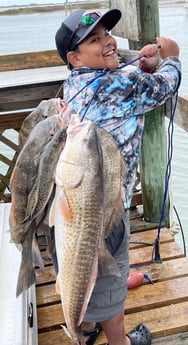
[173, 205, 187, 257]
[152, 92, 178, 263]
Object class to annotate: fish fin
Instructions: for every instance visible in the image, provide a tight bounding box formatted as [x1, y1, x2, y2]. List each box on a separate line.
[15, 243, 23, 251]
[32, 236, 44, 270]
[61, 325, 78, 344]
[16, 261, 36, 298]
[105, 200, 125, 238]
[55, 273, 61, 295]
[58, 193, 72, 222]
[78, 255, 98, 326]
[98, 244, 121, 277]
[49, 196, 56, 227]
[49, 187, 71, 224]
[61, 325, 84, 345]
[61, 325, 72, 339]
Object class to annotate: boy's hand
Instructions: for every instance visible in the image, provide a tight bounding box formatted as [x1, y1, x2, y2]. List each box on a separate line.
[139, 43, 159, 71]
[156, 37, 179, 59]
[138, 37, 180, 73]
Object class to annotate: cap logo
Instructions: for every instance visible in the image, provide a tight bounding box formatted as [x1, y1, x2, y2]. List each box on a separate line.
[81, 12, 101, 25]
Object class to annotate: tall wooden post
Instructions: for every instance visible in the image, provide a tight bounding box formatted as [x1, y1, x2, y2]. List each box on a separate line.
[110, 0, 169, 225]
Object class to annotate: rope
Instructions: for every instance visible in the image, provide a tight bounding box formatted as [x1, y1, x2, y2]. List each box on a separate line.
[152, 93, 178, 263]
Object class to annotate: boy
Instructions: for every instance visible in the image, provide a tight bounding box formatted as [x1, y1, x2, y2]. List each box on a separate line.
[55, 8, 181, 345]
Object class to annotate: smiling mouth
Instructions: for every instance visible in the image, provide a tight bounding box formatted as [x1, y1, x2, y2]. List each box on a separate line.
[103, 49, 116, 57]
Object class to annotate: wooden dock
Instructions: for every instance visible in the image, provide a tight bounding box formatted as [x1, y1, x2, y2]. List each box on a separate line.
[36, 216, 188, 345]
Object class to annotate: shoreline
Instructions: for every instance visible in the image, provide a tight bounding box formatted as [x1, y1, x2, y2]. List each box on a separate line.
[0, 1, 108, 15]
[0, 0, 186, 16]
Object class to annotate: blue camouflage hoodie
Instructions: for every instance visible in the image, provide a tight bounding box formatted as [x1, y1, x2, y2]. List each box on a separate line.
[63, 57, 181, 210]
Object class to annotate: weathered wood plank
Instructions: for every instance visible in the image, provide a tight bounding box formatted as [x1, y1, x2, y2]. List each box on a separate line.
[36, 225, 188, 345]
[37, 284, 60, 307]
[129, 227, 174, 249]
[37, 258, 188, 329]
[36, 256, 188, 307]
[38, 330, 188, 345]
[0, 50, 63, 72]
[96, 302, 188, 343]
[0, 82, 63, 111]
[36, 272, 188, 314]
[111, 1, 140, 41]
[38, 328, 72, 345]
[124, 301, 188, 338]
[130, 257, 188, 282]
[35, 265, 56, 286]
[152, 332, 188, 345]
[37, 228, 184, 272]
[0, 111, 32, 130]
[126, 276, 188, 313]
[129, 241, 184, 266]
[0, 65, 69, 88]
[37, 303, 64, 330]
[166, 94, 188, 132]
[37, 301, 188, 342]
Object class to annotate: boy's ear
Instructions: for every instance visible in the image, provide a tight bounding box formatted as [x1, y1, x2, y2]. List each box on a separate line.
[67, 51, 82, 68]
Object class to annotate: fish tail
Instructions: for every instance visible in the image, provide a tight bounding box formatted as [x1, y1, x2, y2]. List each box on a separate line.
[16, 262, 36, 298]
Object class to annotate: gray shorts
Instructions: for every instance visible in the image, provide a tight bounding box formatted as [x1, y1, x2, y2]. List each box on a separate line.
[83, 211, 130, 323]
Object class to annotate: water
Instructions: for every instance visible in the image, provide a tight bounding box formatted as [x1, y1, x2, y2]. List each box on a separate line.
[0, 0, 84, 6]
[0, 3, 188, 254]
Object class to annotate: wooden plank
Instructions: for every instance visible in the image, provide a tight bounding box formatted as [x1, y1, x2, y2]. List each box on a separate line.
[124, 301, 188, 338]
[38, 302, 188, 344]
[0, 82, 63, 112]
[36, 257, 188, 307]
[129, 241, 184, 266]
[38, 330, 188, 345]
[129, 257, 188, 282]
[37, 277, 188, 330]
[35, 265, 56, 286]
[0, 111, 31, 130]
[152, 332, 188, 345]
[36, 284, 60, 307]
[111, 0, 140, 41]
[0, 50, 63, 72]
[166, 94, 188, 132]
[0, 66, 69, 88]
[38, 328, 74, 345]
[125, 276, 188, 313]
[96, 302, 188, 343]
[37, 303, 64, 330]
[129, 227, 174, 249]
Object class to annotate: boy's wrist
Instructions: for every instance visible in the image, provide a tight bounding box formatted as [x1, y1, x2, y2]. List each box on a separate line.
[139, 62, 157, 74]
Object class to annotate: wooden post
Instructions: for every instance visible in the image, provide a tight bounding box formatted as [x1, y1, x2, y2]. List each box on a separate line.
[110, 0, 169, 225]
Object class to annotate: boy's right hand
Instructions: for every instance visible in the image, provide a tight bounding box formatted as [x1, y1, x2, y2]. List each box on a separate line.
[156, 37, 180, 59]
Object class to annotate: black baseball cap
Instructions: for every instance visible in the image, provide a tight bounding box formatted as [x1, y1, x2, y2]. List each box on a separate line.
[55, 9, 121, 64]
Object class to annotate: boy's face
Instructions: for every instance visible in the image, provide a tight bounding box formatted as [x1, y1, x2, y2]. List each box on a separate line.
[67, 23, 119, 69]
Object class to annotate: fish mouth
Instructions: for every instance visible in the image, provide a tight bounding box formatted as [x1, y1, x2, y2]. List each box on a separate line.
[67, 117, 92, 137]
